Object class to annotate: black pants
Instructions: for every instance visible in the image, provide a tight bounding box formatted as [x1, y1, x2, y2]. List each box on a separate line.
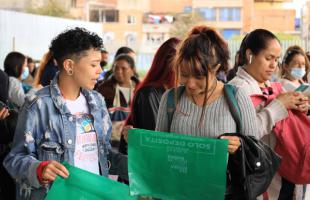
[278, 177, 295, 200]
[0, 153, 15, 200]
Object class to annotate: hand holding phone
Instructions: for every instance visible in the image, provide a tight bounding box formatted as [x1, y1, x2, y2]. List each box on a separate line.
[0, 108, 9, 120]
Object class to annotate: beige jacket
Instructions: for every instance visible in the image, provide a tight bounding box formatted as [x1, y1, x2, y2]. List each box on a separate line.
[229, 67, 288, 146]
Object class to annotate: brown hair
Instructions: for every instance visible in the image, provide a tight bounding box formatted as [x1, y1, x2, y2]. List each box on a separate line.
[173, 25, 230, 126]
[174, 26, 229, 82]
[32, 51, 53, 87]
[281, 45, 310, 80]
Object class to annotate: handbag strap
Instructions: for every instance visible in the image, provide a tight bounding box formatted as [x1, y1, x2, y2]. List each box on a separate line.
[223, 84, 242, 134]
[167, 86, 185, 132]
[223, 84, 247, 178]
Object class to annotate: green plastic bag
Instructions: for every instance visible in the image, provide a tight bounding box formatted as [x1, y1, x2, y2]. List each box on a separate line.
[45, 162, 136, 200]
[128, 129, 229, 200]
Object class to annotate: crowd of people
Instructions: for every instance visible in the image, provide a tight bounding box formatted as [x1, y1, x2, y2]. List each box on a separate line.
[0, 26, 309, 200]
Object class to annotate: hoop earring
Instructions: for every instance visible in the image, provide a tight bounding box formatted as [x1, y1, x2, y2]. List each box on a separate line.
[67, 69, 73, 76]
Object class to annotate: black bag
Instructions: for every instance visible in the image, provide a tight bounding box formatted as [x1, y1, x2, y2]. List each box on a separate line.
[222, 84, 281, 200]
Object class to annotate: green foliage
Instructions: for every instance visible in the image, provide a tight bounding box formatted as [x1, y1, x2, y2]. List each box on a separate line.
[169, 12, 203, 39]
[137, 69, 147, 79]
[26, 0, 72, 18]
[230, 32, 301, 41]
[274, 33, 301, 41]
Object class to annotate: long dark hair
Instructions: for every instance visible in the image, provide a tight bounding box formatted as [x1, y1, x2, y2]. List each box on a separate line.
[4, 52, 26, 78]
[239, 29, 280, 66]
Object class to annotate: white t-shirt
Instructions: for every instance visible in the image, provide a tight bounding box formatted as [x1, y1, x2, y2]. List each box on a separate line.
[118, 86, 131, 104]
[65, 93, 99, 175]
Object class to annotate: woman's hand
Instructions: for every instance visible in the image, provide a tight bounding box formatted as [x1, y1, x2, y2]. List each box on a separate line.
[296, 96, 309, 112]
[276, 92, 307, 110]
[0, 107, 9, 120]
[220, 136, 241, 154]
[122, 125, 134, 143]
[42, 161, 69, 182]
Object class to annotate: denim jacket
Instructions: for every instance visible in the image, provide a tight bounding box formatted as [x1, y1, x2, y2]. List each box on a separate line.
[3, 75, 125, 200]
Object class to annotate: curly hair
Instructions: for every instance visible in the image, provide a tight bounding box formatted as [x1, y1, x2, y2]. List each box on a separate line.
[49, 27, 103, 69]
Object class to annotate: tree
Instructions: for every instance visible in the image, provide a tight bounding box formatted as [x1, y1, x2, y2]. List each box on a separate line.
[169, 12, 203, 39]
[26, 0, 72, 18]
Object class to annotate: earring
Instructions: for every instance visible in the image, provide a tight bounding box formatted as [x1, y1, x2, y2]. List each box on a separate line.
[67, 69, 73, 76]
[249, 55, 252, 64]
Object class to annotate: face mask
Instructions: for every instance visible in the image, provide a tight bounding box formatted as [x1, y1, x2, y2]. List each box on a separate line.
[100, 61, 107, 68]
[21, 67, 29, 80]
[290, 68, 306, 80]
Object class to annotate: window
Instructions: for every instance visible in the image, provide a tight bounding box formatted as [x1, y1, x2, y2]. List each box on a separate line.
[219, 8, 241, 21]
[196, 8, 216, 21]
[90, 10, 99, 22]
[127, 16, 136, 24]
[89, 8, 119, 22]
[222, 29, 240, 39]
[184, 6, 192, 13]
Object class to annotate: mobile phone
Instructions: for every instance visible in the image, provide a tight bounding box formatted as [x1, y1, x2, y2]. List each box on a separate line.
[0, 101, 7, 110]
[295, 84, 309, 92]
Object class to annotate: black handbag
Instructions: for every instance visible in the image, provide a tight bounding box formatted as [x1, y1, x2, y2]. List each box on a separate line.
[222, 84, 281, 200]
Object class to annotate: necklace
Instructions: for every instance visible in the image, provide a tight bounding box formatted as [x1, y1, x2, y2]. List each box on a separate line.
[191, 79, 218, 106]
[194, 79, 218, 128]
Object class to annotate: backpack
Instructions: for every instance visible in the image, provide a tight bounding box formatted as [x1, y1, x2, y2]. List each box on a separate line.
[251, 82, 310, 184]
[166, 84, 281, 200]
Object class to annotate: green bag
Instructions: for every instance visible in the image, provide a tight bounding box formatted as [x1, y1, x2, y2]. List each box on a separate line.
[45, 162, 136, 200]
[128, 129, 229, 200]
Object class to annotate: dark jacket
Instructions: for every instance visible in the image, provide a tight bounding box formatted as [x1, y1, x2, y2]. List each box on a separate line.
[0, 70, 9, 103]
[119, 86, 165, 154]
[0, 70, 16, 200]
[96, 76, 139, 108]
[40, 62, 58, 86]
[0, 70, 14, 145]
[131, 86, 165, 130]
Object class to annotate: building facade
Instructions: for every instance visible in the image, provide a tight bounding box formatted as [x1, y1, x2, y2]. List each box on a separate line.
[0, 0, 300, 52]
[302, 1, 310, 49]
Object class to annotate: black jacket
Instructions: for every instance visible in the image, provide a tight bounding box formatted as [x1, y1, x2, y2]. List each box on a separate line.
[97, 76, 139, 108]
[0, 70, 9, 103]
[131, 86, 165, 130]
[0, 69, 18, 146]
[119, 86, 165, 154]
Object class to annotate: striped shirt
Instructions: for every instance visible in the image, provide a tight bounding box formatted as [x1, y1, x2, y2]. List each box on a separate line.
[156, 87, 261, 139]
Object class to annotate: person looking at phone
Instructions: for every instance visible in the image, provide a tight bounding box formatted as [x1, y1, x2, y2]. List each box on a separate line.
[279, 45, 309, 92]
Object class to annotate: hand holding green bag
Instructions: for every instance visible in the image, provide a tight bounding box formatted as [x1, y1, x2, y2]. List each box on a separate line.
[45, 162, 136, 200]
[128, 129, 229, 200]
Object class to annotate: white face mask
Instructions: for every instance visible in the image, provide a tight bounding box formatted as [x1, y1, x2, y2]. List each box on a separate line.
[290, 68, 306, 80]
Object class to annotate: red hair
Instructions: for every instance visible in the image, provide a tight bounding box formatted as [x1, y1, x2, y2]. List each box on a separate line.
[126, 37, 180, 125]
[136, 37, 180, 91]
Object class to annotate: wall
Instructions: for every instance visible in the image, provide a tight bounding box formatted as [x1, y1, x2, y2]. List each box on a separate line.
[253, 9, 295, 32]
[0, 9, 102, 69]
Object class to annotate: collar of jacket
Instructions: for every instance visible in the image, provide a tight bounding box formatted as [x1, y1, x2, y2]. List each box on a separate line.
[49, 73, 100, 114]
[236, 67, 271, 96]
